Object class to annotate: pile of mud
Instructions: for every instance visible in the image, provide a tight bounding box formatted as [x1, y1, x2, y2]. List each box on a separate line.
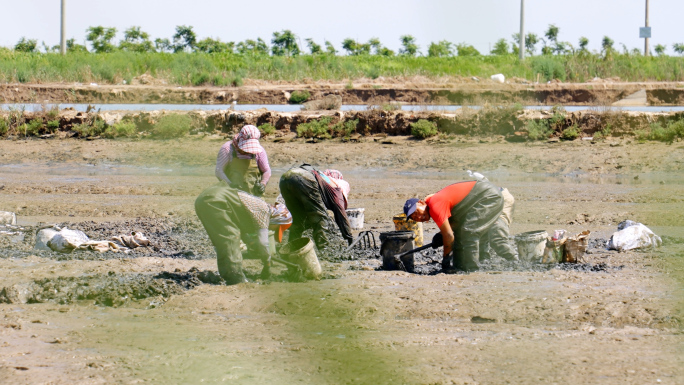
[343, 232, 624, 275]
[0, 268, 223, 307]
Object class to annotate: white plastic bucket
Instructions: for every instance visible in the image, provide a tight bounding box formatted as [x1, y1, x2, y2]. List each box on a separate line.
[279, 237, 322, 280]
[346, 208, 365, 230]
[514, 230, 548, 262]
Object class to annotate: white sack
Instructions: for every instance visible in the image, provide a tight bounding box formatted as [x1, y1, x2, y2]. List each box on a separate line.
[47, 228, 90, 253]
[35, 228, 60, 251]
[607, 223, 662, 252]
[0, 211, 17, 225]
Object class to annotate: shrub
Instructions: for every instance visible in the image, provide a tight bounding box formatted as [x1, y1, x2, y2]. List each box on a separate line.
[46, 120, 60, 132]
[0, 117, 9, 135]
[526, 119, 553, 140]
[410, 119, 438, 139]
[296, 117, 332, 138]
[46, 107, 59, 119]
[332, 119, 358, 137]
[639, 120, 684, 142]
[72, 119, 106, 137]
[289, 90, 311, 104]
[532, 57, 566, 81]
[258, 123, 276, 136]
[20, 119, 44, 136]
[561, 125, 580, 140]
[191, 72, 210, 86]
[150, 114, 193, 138]
[104, 121, 137, 138]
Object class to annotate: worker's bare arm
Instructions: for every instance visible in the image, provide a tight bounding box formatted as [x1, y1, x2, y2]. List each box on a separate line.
[438, 220, 454, 257]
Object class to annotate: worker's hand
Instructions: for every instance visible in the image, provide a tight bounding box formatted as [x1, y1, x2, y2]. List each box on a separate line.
[253, 182, 266, 196]
[431, 233, 443, 248]
[260, 256, 272, 280]
[442, 251, 453, 272]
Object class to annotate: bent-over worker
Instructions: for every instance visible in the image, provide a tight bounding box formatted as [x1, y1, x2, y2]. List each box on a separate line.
[215, 125, 271, 196]
[195, 182, 287, 284]
[403, 180, 516, 272]
[279, 165, 353, 249]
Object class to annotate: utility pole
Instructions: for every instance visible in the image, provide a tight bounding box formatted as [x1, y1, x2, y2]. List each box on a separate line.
[519, 0, 525, 60]
[644, 0, 650, 56]
[60, 0, 66, 55]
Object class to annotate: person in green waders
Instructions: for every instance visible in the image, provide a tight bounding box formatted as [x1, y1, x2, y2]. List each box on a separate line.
[215, 125, 271, 196]
[195, 188, 292, 285]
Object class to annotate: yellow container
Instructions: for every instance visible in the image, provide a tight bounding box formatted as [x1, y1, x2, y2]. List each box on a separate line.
[393, 214, 424, 247]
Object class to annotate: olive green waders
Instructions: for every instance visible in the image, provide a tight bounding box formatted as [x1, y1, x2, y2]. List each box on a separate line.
[447, 181, 505, 272]
[279, 168, 335, 249]
[479, 188, 517, 262]
[195, 182, 259, 284]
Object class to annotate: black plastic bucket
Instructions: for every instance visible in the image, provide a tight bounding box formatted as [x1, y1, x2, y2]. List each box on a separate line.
[379, 231, 415, 272]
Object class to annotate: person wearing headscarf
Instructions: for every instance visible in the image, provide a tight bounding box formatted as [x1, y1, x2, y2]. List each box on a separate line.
[215, 125, 271, 196]
[279, 165, 352, 249]
[195, 185, 290, 284]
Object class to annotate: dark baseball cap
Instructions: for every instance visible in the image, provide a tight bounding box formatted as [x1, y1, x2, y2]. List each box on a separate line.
[403, 198, 420, 220]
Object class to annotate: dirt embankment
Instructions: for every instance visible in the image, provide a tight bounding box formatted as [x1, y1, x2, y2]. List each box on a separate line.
[3, 106, 682, 141]
[2, 81, 684, 105]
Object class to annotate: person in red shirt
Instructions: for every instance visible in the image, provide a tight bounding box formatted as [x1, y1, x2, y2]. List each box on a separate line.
[404, 180, 515, 272]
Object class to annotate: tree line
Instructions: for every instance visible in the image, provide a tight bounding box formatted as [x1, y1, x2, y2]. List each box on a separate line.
[9, 24, 684, 57]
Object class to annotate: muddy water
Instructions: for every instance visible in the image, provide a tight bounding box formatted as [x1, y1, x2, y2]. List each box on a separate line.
[0, 138, 682, 384]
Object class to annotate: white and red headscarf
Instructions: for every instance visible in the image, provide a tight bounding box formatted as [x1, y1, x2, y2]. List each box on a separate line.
[323, 169, 350, 205]
[232, 125, 263, 155]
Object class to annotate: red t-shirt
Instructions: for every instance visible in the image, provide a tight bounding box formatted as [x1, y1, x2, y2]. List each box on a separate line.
[425, 181, 477, 227]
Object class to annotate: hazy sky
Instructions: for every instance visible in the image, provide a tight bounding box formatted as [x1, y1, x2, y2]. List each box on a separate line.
[1, 0, 682, 55]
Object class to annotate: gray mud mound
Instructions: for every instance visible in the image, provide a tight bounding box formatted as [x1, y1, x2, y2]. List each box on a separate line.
[0, 268, 223, 307]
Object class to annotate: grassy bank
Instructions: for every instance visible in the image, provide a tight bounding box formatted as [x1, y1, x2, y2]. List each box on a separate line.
[2, 51, 684, 86]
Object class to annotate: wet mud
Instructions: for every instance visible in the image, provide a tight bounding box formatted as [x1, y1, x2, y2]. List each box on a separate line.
[0, 138, 682, 384]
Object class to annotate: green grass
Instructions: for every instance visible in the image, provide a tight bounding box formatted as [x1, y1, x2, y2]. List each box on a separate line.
[296, 117, 333, 139]
[410, 119, 438, 139]
[104, 120, 138, 138]
[150, 114, 195, 138]
[289, 90, 311, 104]
[1, 51, 683, 85]
[258, 123, 276, 136]
[636, 120, 684, 142]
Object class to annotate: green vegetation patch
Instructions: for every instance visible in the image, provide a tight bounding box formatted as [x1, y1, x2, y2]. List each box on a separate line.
[150, 114, 194, 139]
[289, 90, 311, 104]
[410, 119, 438, 139]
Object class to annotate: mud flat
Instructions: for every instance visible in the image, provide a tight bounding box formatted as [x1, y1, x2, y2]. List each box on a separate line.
[0, 138, 682, 384]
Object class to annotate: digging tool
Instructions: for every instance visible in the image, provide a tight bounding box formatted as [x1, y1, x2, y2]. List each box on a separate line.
[345, 230, 377, 252]
[271, 256, 304, 281]
[393, 233, 443, 260]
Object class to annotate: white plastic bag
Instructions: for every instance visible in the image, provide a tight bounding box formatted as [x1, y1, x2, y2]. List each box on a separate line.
[35, 228, 60, 251]
[47, 228, 90, 253]
[607, 223, 662, 252]
[490, 74, 505, 83]
[0, 211, 16, 225]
